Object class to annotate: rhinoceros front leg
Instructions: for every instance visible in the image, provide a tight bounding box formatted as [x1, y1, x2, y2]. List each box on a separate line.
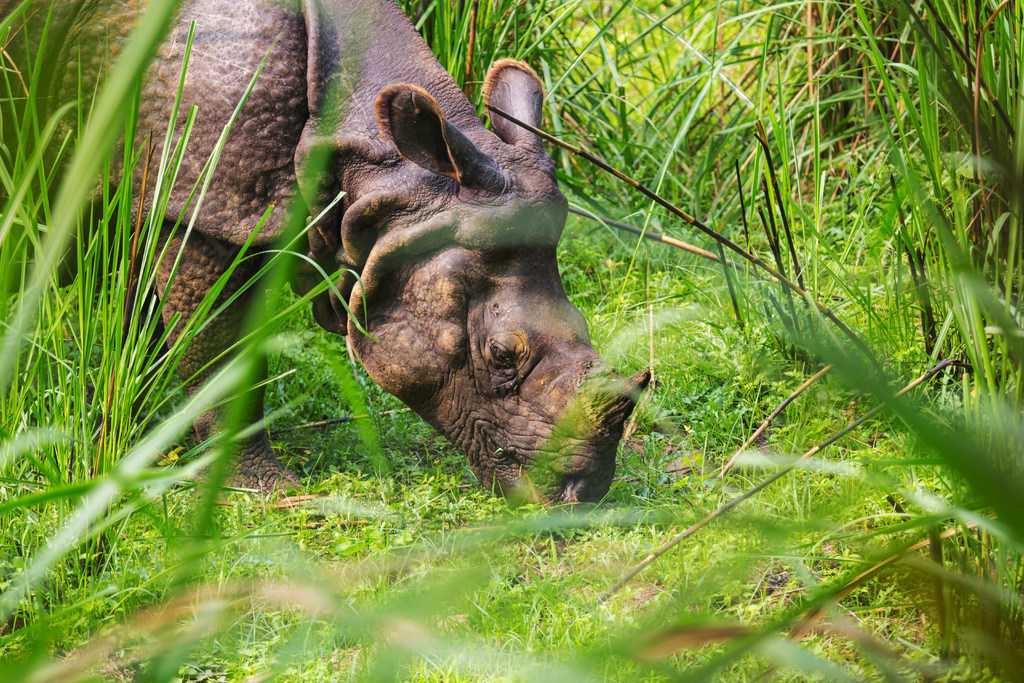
[155, 227, 299, 493]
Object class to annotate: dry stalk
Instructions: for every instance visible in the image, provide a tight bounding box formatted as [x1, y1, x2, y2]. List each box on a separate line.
[568, 207, 730, 266]
[755, 121, 803, 289]
[718, 364, 833, 478]
[462, 0, 479, 99]
[919, 0, 1012, 132]
[890, 174, 937, 355]
[487, 104, 870, 359]
[97, 135, 155, 466]
[971, 0, 1011, 243]
[785, 522, 975, 644]
[270, 408, 408, 436]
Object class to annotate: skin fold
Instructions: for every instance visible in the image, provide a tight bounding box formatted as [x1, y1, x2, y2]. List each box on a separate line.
[4, 0, 649, 502]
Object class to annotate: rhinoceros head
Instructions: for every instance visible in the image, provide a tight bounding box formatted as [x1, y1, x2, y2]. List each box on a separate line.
[309, 61, 648, 503]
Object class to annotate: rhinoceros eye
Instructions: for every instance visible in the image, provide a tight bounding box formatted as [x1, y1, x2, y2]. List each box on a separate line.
[488, 340, 517, 369]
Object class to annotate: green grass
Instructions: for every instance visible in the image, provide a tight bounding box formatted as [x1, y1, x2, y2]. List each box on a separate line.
[2, 0, 1023, 680]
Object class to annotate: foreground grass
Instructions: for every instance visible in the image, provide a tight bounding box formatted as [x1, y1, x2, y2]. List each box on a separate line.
[3, 0, 1023, 680]
[4, 229, 969, 679]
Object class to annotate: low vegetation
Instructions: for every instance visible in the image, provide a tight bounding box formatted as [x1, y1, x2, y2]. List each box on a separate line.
[2, 0, 1022, 679]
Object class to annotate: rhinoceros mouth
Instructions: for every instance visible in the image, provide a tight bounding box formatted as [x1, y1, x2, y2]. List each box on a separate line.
[486, 432, 620, 505]
[455, 435, 607, 504]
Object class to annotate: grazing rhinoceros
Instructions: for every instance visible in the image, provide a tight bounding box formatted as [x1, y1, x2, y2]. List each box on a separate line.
[2, 0, 649, 503]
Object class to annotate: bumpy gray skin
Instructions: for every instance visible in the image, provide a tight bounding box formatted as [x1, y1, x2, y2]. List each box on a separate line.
[6, 0, 649, 502]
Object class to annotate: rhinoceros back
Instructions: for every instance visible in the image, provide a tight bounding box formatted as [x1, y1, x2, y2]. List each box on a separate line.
[131, 0, 310, 245]
[3, 0, 311, 246]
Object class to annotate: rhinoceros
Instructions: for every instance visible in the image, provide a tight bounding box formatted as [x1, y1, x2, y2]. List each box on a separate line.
[2, 0, 649, 503]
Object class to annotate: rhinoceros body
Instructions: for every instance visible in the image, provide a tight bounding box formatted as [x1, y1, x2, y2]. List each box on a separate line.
[3, 0, 648, 503]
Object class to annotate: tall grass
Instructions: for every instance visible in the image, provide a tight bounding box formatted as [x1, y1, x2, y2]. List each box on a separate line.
[0, 0, 331, 667]
[2, 0, 1023, 679]
[530, 0, 1024, 673]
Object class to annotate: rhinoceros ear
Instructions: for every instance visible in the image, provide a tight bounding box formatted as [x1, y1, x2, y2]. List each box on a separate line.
[483, 59, 545, 152]
[376, 84, 502, 189]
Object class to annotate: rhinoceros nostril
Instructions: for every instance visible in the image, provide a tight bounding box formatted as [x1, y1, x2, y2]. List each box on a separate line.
[561, 478, 583, 504]
[630, 369, 652, 394]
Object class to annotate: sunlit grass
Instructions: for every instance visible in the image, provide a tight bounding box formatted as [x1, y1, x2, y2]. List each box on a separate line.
[1, 0, 1022, 680]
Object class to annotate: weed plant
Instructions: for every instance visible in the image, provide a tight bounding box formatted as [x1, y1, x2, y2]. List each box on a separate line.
[1, 0, 1023, 680]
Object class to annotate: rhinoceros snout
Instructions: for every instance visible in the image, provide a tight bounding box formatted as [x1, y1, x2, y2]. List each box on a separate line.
[530, 367, 651, 504]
